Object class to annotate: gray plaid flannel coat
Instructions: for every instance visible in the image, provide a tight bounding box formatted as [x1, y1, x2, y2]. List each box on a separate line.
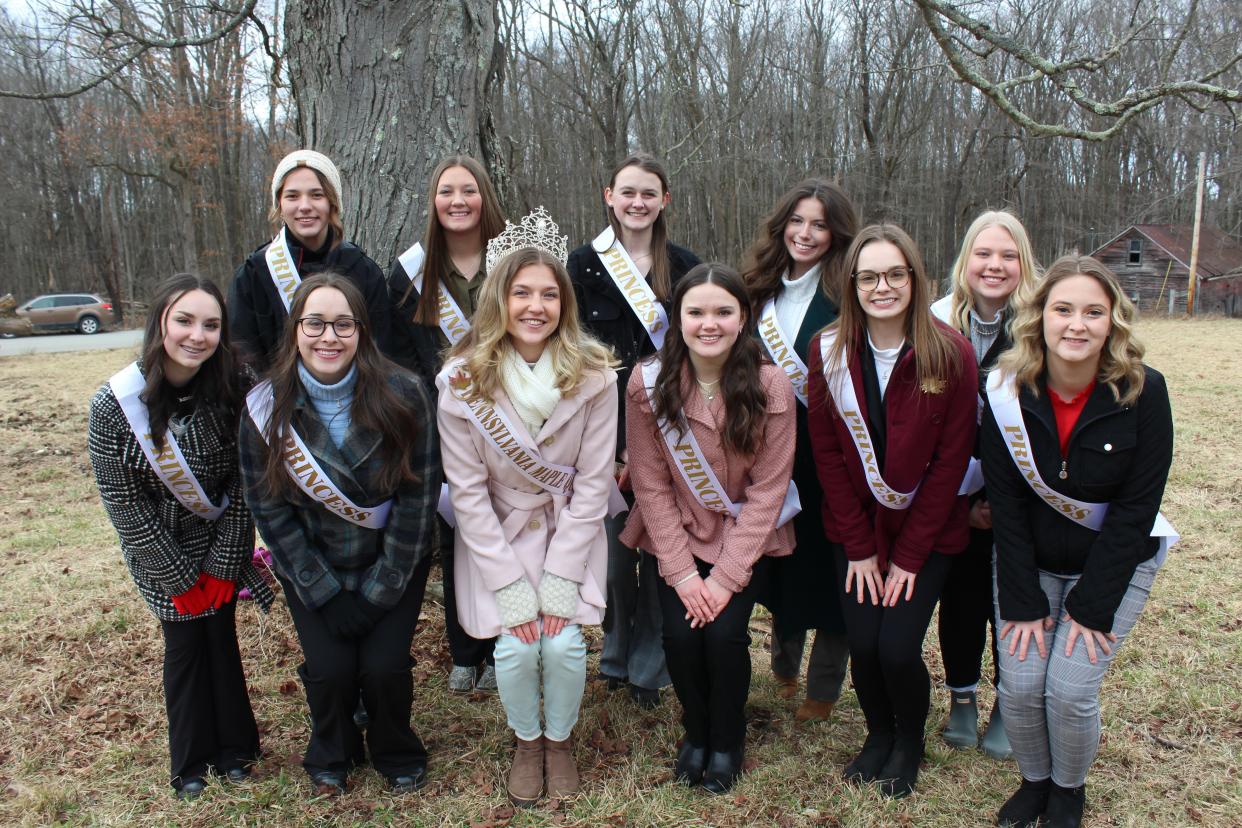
[237, 369, 440, 611]
[88, 381, 275, 622]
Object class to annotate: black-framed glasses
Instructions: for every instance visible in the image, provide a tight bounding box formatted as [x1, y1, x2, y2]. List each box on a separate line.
[297, 316, 358, 338]
[853, 267, 911, 292]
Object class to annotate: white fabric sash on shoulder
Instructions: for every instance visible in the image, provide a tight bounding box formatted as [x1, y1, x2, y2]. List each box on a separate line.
[245, 381, 391, 529]
[930, 295, 985, 497]
[985, 369, 1179, 564]
[640, 360, 799, 526]
[818, 330, 921, 509]
[265, 227, 301, 312]
[758, 299, 809, 407]
[110, 362, 228, 521]
[397, 241, 471, 345]
[592, 226, 669, 351]
[444, 365, 627, 520]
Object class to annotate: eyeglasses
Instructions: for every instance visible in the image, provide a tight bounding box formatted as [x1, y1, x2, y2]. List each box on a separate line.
[853, 267, 911, 292]
[297, 317, 358, 338]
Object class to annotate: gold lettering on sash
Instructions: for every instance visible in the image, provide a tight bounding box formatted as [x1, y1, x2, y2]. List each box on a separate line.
[1002, 425, 1090, 520]
[601, 247, 663, 333]
[759, 313, 807, 390]
[268, 240, 299, 304]
[672, 442, 728, 510]
[435, 290, 469, 342]
[144, 434, 211, 514]
[461, 393, 574, 494]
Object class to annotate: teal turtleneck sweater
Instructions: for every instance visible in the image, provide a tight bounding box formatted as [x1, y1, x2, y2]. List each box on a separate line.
[297, 361, 357, 448]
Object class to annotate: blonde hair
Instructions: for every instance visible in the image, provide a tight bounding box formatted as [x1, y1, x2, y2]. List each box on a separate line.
[825, 224, 963, 389]
[447, 248, 616, 400]
[944, 210, 1040, 333]
[997, 255, 1146, 406]
[268, 167, 345, 248]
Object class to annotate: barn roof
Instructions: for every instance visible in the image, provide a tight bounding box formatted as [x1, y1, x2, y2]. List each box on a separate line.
[1093, 224, 1242, 278]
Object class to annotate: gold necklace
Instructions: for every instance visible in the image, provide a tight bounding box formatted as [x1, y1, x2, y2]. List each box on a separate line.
[696, 377, 721, 401]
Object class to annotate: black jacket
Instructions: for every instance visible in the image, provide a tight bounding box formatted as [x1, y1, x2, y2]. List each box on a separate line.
[228, 230, 396, 374]
[568, 240, 701, 458]
[981, 366, 1173, 631]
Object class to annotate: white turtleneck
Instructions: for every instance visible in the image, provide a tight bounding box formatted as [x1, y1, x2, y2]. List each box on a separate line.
[774, 260, 823, 339]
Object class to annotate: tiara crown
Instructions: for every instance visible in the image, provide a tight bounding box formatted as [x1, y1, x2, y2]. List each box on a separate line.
[485, 206, 569, 275]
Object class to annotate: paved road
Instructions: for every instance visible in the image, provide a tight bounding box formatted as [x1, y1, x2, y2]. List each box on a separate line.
[0, 329, 144, 357]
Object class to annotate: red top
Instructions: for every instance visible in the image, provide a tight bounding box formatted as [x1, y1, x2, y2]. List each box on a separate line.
[1048, 380, 1096, 456]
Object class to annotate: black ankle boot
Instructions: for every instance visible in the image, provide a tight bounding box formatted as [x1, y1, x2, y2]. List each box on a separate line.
[843, 731, 895, 784]
[876, 736, 923, 798]
[997, 777, 1051, 827]
[1044, 782, 1085, 828]
[674, 739, 707, 786]
[700, 747, 743, 794]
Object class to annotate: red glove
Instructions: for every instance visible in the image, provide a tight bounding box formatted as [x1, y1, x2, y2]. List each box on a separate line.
[199, 574, 236, 609]
[171, 582, 209, 616]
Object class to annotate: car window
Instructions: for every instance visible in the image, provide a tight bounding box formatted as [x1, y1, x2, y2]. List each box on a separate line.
[53, 296, 84, 307]
[27, 297, 54, 309]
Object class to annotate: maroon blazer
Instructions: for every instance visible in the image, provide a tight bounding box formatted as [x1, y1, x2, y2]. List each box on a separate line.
[806, 325, 977, 574]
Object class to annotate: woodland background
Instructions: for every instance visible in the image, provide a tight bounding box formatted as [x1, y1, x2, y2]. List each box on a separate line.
[0, 0, 1239, 321]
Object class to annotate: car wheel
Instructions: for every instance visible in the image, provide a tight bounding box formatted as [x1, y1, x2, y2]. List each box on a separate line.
[78, 315, 100, 335]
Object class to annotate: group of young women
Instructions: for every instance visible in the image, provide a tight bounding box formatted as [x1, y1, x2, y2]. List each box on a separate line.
[88, 148, 1174, 828]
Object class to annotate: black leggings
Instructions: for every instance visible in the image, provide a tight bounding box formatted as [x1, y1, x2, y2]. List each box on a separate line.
[937, 526, 1000, 690]
[657, 557, 770, 752]
[835, 546, 952, 741]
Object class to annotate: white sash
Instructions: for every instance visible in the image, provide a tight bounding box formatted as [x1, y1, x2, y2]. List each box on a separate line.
[930, 295, 986, 497]
[397, 241, 471, 345]
[758, 299, 810, 407]
[109, 362, 228, 521]
[985, 370, 1179, 564]
[445, 365, 628, 518]
[591, 226, 669, 350]
[818, 331, 921, 509]
[245, 381, 392, 530]
[265, 227, 301, 312]
[640, 360, 800, 526]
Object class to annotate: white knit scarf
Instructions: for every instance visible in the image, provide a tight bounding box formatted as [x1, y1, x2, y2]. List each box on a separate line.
[500, 346, 562, 440]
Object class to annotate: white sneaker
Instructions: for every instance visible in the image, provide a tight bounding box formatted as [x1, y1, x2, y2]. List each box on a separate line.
[448, 665, 476, 693]
[475, 664, 498, 694]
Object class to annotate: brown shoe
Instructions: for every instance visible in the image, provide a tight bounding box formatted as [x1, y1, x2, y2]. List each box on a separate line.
[543, 735, 579, 799]
[775, 674, 798, 700]
[507, 736, 544, 807]
[795, 698, 835, 722]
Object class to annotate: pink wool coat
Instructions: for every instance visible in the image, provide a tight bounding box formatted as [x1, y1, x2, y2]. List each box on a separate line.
[436, 360, 619, 639]
[621, 361, 796, 592]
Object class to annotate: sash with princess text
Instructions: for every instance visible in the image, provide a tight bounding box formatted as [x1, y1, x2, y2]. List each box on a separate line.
[397, 242, 471, 345]
[818, 331, 921, 509]
[265, 227, 301, 312]
[110, 362, 229, 521]
[985, 369, 1179, 563]
[758, 299, 810, 407]
[245, 381, 392, 529]
[445, 366, 628, 518]
[591, 227, 669, 350]
[640, 360, 800, 526]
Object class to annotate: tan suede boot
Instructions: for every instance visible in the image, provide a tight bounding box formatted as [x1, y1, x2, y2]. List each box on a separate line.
[507, 736, 544, 807]
[543, 735, 579, 799]
[774, 674, 798, 700]
[795, 698, 835, 722]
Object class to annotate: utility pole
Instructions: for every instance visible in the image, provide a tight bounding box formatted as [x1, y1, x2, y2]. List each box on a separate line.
[1186, 152, 1206, 316]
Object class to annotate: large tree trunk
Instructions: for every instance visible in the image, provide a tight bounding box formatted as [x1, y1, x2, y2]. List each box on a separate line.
[285, 0, 498, 264]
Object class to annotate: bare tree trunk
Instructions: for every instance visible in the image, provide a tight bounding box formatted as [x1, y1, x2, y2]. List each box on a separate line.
[285, 0, 498, 262]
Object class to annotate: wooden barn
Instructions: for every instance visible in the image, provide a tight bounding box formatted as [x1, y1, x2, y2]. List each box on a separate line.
[1090, 224, 1242, 316]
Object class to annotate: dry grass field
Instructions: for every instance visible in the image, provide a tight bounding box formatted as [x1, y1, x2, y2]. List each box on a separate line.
[0, 317, 1238, 827]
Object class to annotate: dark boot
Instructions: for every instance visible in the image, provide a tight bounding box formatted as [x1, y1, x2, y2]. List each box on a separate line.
[700, 747, 744, 794]
[942, 689, 979, 749]
[674, 739, 707, 786]
[843, 731, 895, 784]
[1044, 782, 1086, 828]
[876, 736, 924, 799]
[997, 777, 1050, 827]
[981, 700, 1014, 760]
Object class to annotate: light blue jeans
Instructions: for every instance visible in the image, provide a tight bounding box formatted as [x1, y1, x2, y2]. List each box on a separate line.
[493, 624, 587, 742]
[994, 556, 1159, 787]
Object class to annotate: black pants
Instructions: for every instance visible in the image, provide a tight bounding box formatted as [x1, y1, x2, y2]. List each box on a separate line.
[160, 600, 260, 790]
[657, 556, 770, 752]
[439, 518, 495, 668]
[278, 556, 431, 779]
[835, 546, 951, 742]
[937, 526, 1000, 689]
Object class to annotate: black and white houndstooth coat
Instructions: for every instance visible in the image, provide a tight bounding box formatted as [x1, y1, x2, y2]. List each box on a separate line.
[88, 376, 274, 622]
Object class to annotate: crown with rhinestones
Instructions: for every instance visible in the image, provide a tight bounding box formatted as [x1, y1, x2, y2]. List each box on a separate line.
[485, 206, 569, 275]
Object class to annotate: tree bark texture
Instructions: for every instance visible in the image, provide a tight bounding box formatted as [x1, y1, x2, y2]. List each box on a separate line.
[285, 0, 497, 264]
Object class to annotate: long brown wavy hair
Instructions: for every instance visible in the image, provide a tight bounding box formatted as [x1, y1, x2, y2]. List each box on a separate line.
[447, 248, 616, 402]
[606, 153, 676, 301]
[267, 167, 345, 250]
[257, 272, 423, 499]
[651, 263, 769, 456]
[139, 273, 239, 452]
[403, 155, 506, 325]
[741, 178, 858, 310]
[824, 224, 964, 390]
[943, 210, 1040, 333]
[997, 255, 1146, 406]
